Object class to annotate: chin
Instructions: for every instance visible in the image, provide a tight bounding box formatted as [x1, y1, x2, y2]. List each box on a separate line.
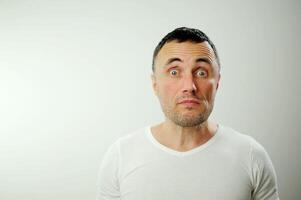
[173, 118, 206, 127]
[168, 112, 208, 127]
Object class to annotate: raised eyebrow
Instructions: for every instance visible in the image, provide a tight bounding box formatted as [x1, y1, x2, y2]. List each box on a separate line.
[196, 57, 212, 65]
[165, 57, 183, 66]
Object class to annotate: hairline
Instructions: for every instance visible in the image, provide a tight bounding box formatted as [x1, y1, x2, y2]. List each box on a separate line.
[152, 40, 220, 73]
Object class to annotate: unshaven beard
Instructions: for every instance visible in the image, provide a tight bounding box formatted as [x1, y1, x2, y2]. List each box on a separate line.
[162, 100, 214, 127]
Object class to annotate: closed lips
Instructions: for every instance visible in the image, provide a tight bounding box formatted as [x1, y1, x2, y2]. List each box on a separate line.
[178, 99, 200, 104]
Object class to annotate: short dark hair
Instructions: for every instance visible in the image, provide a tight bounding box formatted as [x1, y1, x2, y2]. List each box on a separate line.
[152, 27, 220, 72]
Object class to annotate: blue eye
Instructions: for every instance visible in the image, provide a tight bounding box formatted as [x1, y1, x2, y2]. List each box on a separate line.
[196, 69, 207, 77]
[170, 70, 178, 76]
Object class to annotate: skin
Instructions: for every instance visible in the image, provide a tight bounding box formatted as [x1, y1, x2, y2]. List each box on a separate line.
[151, 41, 221, 152]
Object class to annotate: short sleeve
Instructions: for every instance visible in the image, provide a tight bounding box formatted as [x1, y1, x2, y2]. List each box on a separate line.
[250, 139, 280, 200]
[96, 140, 121, 200]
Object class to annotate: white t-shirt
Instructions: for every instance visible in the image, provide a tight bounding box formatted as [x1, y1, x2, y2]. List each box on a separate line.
[97, 125, 280, 200]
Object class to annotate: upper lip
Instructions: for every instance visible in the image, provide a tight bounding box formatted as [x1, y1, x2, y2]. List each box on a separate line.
[178, 99, 200, 104]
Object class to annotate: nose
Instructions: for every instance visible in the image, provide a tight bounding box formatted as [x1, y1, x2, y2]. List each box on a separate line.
[181, 74, 197, 94]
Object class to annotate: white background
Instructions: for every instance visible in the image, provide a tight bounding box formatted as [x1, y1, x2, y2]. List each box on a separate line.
[0, 0, 300, 199]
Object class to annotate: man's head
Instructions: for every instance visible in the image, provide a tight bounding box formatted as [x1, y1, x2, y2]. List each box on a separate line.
[151, 27, 220, 127]
[152, 27, 220, 72]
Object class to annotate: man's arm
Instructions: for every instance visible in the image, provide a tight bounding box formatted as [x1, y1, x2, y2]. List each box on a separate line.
[250, 139, 280, 200]
[96, 140, 121, 200]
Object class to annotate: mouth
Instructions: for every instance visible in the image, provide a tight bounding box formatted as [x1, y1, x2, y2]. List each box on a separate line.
[178, 99, 200, 107]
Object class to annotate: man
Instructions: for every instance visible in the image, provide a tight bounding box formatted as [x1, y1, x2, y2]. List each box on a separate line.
[97, 27, 280, 200]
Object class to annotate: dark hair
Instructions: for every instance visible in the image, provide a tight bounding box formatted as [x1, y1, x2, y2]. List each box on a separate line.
[152, 27, 220, 72]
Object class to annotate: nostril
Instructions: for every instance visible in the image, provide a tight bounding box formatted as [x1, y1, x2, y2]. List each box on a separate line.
[182, 81, 197, 93]
[182, 84, 197, 94]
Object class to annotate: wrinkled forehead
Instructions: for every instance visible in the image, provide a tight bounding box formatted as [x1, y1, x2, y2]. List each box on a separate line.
[154, 41, 218, 69]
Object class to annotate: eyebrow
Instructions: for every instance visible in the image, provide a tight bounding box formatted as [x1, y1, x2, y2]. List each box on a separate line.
[165, 57, 182, 66]
[164, 57, 212, 66]
[196, 57, 212, 65]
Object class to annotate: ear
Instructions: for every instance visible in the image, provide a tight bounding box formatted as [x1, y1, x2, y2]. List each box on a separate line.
[151, 74, 158, 96]
[216, 73, 221, 90]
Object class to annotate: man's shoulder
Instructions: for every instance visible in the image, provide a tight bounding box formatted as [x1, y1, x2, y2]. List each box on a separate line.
[115, 126, 150, 147]
[219, 125, 253, 141]
[218, 125, 264, 151]
[103, 126, 149, 157]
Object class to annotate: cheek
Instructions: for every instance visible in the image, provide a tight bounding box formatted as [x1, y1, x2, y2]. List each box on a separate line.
[198, 80, 217, 99]
[157, 81, 178, 102]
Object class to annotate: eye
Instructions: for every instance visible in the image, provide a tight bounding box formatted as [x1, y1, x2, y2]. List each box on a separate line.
[195, 69, 208, 78]
[169, 69, 178, 76]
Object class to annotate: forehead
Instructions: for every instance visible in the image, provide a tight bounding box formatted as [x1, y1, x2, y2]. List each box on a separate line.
[155, 41, 217, 67]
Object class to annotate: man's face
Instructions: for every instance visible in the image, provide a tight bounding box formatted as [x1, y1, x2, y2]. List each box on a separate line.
[152, 41, 220, 127]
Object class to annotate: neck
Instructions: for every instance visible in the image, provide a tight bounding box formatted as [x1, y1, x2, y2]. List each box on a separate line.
[151, 120, 218, 152]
